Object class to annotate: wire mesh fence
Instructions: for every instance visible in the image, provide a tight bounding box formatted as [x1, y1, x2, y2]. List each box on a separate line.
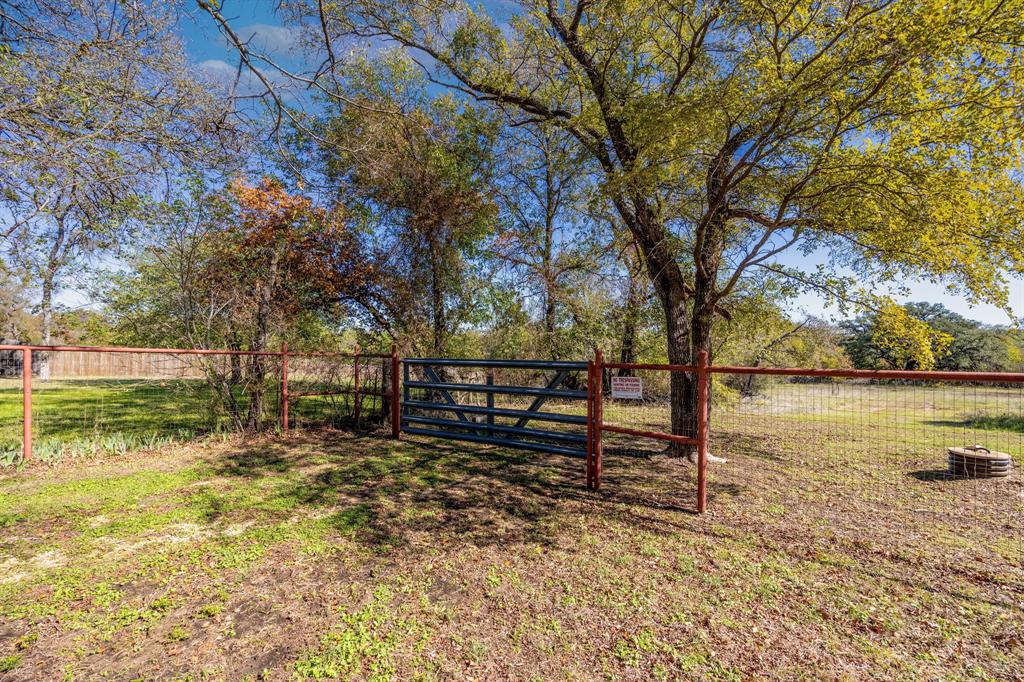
[15, 349, 284, 464]
[598, 367, 1024, 467]
[709, 374, 1022, 532]
[287, 352, 391, 430]
[5, 341, 1023, 554]
[0, 348, 25, 465]
[596, 364, 1023, 570]
[0, 344, 393, 466]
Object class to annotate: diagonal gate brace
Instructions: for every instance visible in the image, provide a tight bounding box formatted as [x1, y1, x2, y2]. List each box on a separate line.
[422, 365, 470, 422]
[513, 370, 571, 429]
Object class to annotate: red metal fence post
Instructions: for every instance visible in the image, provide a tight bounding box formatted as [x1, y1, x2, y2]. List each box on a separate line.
[353, 344, 361, 427]
[281, 342, 289, 434]
[22, 348, 32, 462]
[696, 349, 710, 513]
[390, 344, 400, 439]
[594, 348, 604, 490]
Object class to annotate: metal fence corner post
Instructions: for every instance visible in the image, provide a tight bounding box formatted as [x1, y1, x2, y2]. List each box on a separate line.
[697, 349, 710, 513]
[281, 342, 289, 435]
[22, 348, 32, 462]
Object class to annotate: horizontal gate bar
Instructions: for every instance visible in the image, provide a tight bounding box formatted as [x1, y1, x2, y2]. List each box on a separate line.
[601, 424, 700, 445]
[404, 358, 587, 370]
[403, 415, 586, 443]
[401, 400, 587, 425]
[405, 380, 587, 399]
[290, 389, 388, 398]
[403, 426, 587, 458]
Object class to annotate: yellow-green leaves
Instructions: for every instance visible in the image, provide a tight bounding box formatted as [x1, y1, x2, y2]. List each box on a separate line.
[871, 301, 954, 370]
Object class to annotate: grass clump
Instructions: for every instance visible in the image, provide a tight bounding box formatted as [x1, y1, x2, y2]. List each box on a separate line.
[0, 654, 22, 672]
[294, 585, 409, 681]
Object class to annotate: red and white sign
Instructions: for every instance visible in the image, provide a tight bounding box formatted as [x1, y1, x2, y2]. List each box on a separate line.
[610, 376, 643, 399]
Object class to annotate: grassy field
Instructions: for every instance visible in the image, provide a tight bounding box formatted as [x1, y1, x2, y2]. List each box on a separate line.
[0, 381, 1021, 680]
[0, 378, 381, 464]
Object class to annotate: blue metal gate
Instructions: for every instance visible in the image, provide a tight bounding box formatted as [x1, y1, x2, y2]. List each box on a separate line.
[400, 358, 590, 459]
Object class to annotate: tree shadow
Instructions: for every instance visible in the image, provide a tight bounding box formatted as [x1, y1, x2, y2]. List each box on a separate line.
[191, 430, 1024, 618]
[201, 430, 713, 551]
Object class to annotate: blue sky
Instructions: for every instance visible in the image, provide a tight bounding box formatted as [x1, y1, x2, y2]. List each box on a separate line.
[180, 1, 297, 91]
[172, 1, 1022, 327]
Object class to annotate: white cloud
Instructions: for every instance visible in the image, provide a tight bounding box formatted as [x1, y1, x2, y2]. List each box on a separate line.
[197, 58, 240, 86]
[232, 23, 297, 55]
[197, 59, 272, 93]
[196, 58, 300, 101]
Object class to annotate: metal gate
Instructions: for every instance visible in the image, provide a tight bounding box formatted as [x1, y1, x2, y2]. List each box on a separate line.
[400, 358, 592, 476]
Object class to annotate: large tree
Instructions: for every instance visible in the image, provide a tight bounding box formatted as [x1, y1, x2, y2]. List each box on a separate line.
[206, 0, 1024, 456]
[491, 124, 600, 357]
[1, 0, 237, 344]
[311, 56, 499, 356]
[104, 176, 373, 429]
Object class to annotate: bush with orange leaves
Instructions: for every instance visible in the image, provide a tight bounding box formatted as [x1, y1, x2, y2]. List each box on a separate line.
[206, 177, 374, 353]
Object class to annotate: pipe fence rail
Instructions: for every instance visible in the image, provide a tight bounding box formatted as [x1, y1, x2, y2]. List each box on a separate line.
[3, 343, 1022, 518]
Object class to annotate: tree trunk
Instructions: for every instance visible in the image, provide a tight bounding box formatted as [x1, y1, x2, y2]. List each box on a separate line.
[621, 203, 722, 459]
[681, 198, 728, 460]
[541, 155, 558, 358]
[617, 244, 644, 377]
[543, 292, 557, 359]
[38, 276, 53, 380]
[427, 228, 446, 357]
[682, 295, 715, 461]
[228, 330, 243, 384]
[37, 220, 66, 381]
[629, 208, 695, 456]
[666, 293, 698, 457]
[246, 245, 281, 431]
[40, 278, 53, 346]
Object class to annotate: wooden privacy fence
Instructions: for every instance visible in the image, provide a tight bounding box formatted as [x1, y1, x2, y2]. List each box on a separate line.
[4, 343, 1023, 513]
[46, 350, 205, 379]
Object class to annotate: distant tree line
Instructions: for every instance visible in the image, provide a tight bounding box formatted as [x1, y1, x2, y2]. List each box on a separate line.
[842, 303, 1023, 373]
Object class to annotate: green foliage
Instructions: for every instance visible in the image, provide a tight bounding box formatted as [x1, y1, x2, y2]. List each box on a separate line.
[293, 585, 406, 680]
[0, 654, 21, 672]
[842, 302, 1022, 371]
[1, 0, 235, 342]
[314, 53, 499, 355]
[0, 265, 38, 341]
[871, 302, 954, 371]
[311, 0, 1024, 386]
[166, 625, 190, 642]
